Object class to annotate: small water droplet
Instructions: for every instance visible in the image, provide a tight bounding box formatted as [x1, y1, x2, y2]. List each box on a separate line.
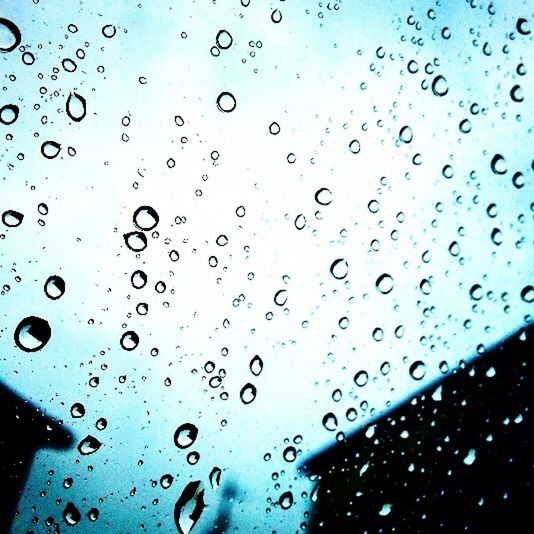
[44, 275, 65, 300]
[0, 103, 19, 125]
[431, 75, 449, 97]
[215, 29, 232, 49]
[279, 491, 293, 509]
[66, 92, 87, 122]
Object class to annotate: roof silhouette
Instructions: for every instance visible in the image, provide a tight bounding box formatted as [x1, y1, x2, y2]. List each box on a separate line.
[303, 325, 533, 533]
[0, 381, 73, 532]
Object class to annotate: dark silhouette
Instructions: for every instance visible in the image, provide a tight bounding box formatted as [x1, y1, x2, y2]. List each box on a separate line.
[303, 325, 533, 533]
[0, 381, 73, 533]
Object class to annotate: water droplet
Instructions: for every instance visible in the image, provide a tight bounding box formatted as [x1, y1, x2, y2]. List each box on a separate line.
[275, 491, 293, 511]
[490, 227, 503, 245]
[240, 383, 257, 404]
[409, 360, 426, 380]
[283, 446, 296, 462]
[133, 206, 159, 231]
[63, 502, 81, 526]
[215, 29, 232, 49]
[174, 423, 198, 449]
[14, 316, 51, 352]
[124, 231, 147, 252]
[399, 125, 413, 143]
[44, 275, 65, 300]
[209, 467, 222, 490]
[490, 154, 507, 175]
[420, 278, 432, 295]
[372, 327, 384, 341]
[269, 121, 280, 135]
[314, 187, 332, 206]
[348, 139, 361, 154]
[469, 284, 483, 301]
[271, 9, 283, 23]
[521, 285, 533, 304]
[120, 330, 139, 351]
[463, 448, 476, 466]
[70, 402, 85, 418]
[274, 289, 288, 306]
[0, 103, 19, 125]
[431, 75, 449, 97]
[0, 18, 21, 53]
[322, 412, 338, 431]
[376, 273, 394, 294]
[330, 258, 348, 280]
[102, 24, 117, 38]
[174, 481, 205, 534]
[510, 84, 524, 103]
[131, 270, 148, 289]
[294, 214, 306, 230]
[249, 355, 263, 376]
[41, 141, 61, 159]
[354, 370, 369, 387]
[66, 92, 87, 122]
[77, 435, 102, 455]
[516, 17, 531, 36]
[216, 234, 228, 246]
[216, 91, 236, 113]
[160, 474, 174, 489]
[2, 209, 23, 227]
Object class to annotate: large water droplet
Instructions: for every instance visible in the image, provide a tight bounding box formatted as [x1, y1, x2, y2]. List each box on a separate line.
[0, 103, 19, 125]
[63, 502, 81, 526]
[66, 92, 87, 122]
[314, 187, 332, 206]
[174, 423, 198, 449]
[41, 141, 61, 159]
[70, 402, 85, 418]
[240, 383, 257, 404]
[274, 289, 288, 306]
[77, 435, 102, 455]
[124, 231, 147, 252]
[490, 154, 507, 175]
[120, 330, 139, 351]
[249, 355, 263, 376]
[209, 467, 222, 490]
[0, 18, 21, 53]
[131, 269, 148, 289]
[431, 75, 449, 97]
[399, 125, 413, 143]
[2, 209, 23, 227]
[409, 360, 426, 380]
[354, 370, 369, 387]
[322, 412, 338, 431]
[44, 275, 65, 300]
[14, 316, 51, 352]
[216, 91, 237, 113]
[375, 273, 394, 294]
[279, 491, 293, 510]
[133, 206, 159, 231]
[215, 29, 233, 49]
[521, 285, 533, 304]
[174, 481, 205, 534]
[330, 258, 348, 280]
